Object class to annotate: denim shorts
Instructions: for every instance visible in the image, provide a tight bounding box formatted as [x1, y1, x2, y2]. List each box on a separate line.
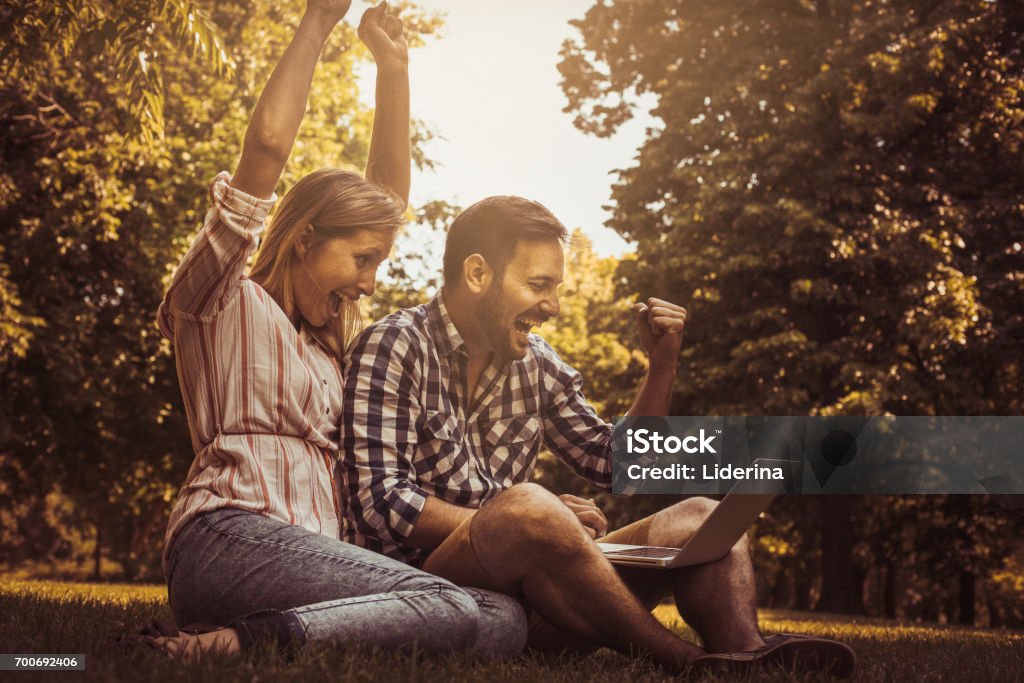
[165, 508, 526, 655]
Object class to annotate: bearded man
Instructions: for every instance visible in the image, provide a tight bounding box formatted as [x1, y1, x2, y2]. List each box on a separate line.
[338, 196, 855, 676]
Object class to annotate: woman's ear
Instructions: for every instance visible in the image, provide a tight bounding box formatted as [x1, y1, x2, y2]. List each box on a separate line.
[293, 223, 315, 261]
[463, 253, 493, 295]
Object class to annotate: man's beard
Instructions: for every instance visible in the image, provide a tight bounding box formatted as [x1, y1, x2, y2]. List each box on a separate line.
[476, 282, 551, 362]
[477, 283, 520, 362]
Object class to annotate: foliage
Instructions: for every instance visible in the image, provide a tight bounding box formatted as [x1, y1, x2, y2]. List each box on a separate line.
[560, 0, 1023, 417]
[365, 198, 458, 320]
[0, 248, 43, 364]
[1, 0, 228, 145]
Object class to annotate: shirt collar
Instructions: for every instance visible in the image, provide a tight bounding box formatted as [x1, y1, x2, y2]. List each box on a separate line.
[427, 292, 468, 357]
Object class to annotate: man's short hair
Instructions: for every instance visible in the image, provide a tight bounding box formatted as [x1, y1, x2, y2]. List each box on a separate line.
[443, 196, 568, 286]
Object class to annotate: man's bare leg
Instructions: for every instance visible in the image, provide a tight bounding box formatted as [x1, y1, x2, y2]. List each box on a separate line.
[422, 483, 705, 671]
[632, 497, 765, 653]
[636, 499, 856, 675]
[516, 497, 765, 655]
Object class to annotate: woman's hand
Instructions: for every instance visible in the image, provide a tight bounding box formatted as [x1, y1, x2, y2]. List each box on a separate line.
[358, 2, 409, 67]
[306, 0, 352, 25]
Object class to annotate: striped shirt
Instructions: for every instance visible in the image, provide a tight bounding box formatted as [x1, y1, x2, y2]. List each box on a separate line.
[339, 293, 613, 565]
[159, 173, 342, 571]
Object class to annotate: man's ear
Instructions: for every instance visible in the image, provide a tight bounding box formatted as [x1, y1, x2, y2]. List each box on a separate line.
[462, 254, 493, 295]
[293, 224, 315, 261]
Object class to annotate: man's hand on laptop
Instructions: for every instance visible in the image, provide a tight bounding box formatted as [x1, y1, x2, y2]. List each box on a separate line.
[558, 493, 608, 539]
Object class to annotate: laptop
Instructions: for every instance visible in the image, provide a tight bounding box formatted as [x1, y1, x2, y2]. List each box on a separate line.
[597, 459, 791, 569]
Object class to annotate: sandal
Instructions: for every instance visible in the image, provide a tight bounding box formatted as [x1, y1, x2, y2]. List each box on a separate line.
[108, 620, 228, 657]
[758, 632, 857, 678]
[690, 633, 857, 679]
[690, 649, 762, 676]
[107, 619, 181, 656]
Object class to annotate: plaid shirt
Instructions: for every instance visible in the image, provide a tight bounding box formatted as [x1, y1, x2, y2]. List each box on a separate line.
[339, 293, 613, 565]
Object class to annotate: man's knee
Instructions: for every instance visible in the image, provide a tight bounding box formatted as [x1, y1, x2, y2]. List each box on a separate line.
[651, 496, 727, 546]
[648, 497, 754, 569]
[477, 483, 589, 557]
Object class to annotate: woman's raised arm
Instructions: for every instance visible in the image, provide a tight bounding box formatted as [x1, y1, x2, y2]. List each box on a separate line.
[231, 0, 352, 199]
[358, 2, 411, 206]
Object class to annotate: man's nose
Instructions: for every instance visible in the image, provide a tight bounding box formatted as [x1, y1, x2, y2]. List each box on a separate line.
[540, 293, 560, 319]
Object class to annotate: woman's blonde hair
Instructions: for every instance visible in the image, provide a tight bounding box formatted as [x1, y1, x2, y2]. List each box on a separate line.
[249, 168, 405, 358]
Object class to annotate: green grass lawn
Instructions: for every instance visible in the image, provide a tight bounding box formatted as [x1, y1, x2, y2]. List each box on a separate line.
[1, 578, 1021, 682]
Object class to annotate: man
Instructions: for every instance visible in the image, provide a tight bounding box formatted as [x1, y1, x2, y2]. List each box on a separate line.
[339, 196, 856, 676]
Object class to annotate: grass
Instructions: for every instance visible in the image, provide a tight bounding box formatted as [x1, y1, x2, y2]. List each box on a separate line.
[1, 578, 1022, 682]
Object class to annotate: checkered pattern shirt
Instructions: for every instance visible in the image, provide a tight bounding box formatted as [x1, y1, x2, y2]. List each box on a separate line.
[339, 293, 613, 565]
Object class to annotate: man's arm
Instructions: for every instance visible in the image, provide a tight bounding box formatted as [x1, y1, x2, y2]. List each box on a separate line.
[339, 321, 474, 554]
[406, 497, 475, 549]
[625, 297, 688, 416]
[537, 298, 686, 528]
[538, 337, 617, 488]
[340, 322, 430, 552]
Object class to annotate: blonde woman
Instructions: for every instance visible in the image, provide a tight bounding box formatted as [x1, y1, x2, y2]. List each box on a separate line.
[148, 0, 526, 660]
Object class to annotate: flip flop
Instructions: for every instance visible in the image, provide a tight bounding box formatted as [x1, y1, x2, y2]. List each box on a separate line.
[107, 619, 181, 656]
[758, 632, 858, 678]
[690, 649, 762, 676]
[690, 633, 857, 679]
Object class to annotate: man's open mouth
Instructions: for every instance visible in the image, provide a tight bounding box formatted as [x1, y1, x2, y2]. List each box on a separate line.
[514, 318, 544, 335]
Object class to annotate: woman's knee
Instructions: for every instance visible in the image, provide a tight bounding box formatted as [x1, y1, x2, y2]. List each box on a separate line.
[463, 587, 528, 656]
[429, 583, 482, 651]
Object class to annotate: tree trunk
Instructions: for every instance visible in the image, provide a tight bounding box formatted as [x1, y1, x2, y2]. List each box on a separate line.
[92, 521, 102, 581]
[987, 597, 1002, 628]
[953, 495, 977, 626]
[794, 565, 813, 611]
[768, 568, 785, 608]
[816, 495, 864, 614]
[883, 561, 897, 618]
[959, 569, 976, 625]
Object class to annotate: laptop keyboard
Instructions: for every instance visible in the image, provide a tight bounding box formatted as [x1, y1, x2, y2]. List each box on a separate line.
[606, 546, 681, 558]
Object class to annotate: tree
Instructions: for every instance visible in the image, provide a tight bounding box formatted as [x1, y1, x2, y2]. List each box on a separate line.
[1, 0, 228, 144]
[560, 0, 1023, 615]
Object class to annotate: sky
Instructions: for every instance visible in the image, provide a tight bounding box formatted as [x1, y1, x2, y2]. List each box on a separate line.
[353, 0, 657, 257]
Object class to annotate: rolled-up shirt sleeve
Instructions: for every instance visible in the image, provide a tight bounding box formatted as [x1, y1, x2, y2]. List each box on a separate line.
[340, 322, 430, 552]
[157, 172, 276, 340]
[536, 338, 614, 489]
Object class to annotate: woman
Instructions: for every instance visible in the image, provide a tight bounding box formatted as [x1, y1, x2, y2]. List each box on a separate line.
[150, 0, 526, 660]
